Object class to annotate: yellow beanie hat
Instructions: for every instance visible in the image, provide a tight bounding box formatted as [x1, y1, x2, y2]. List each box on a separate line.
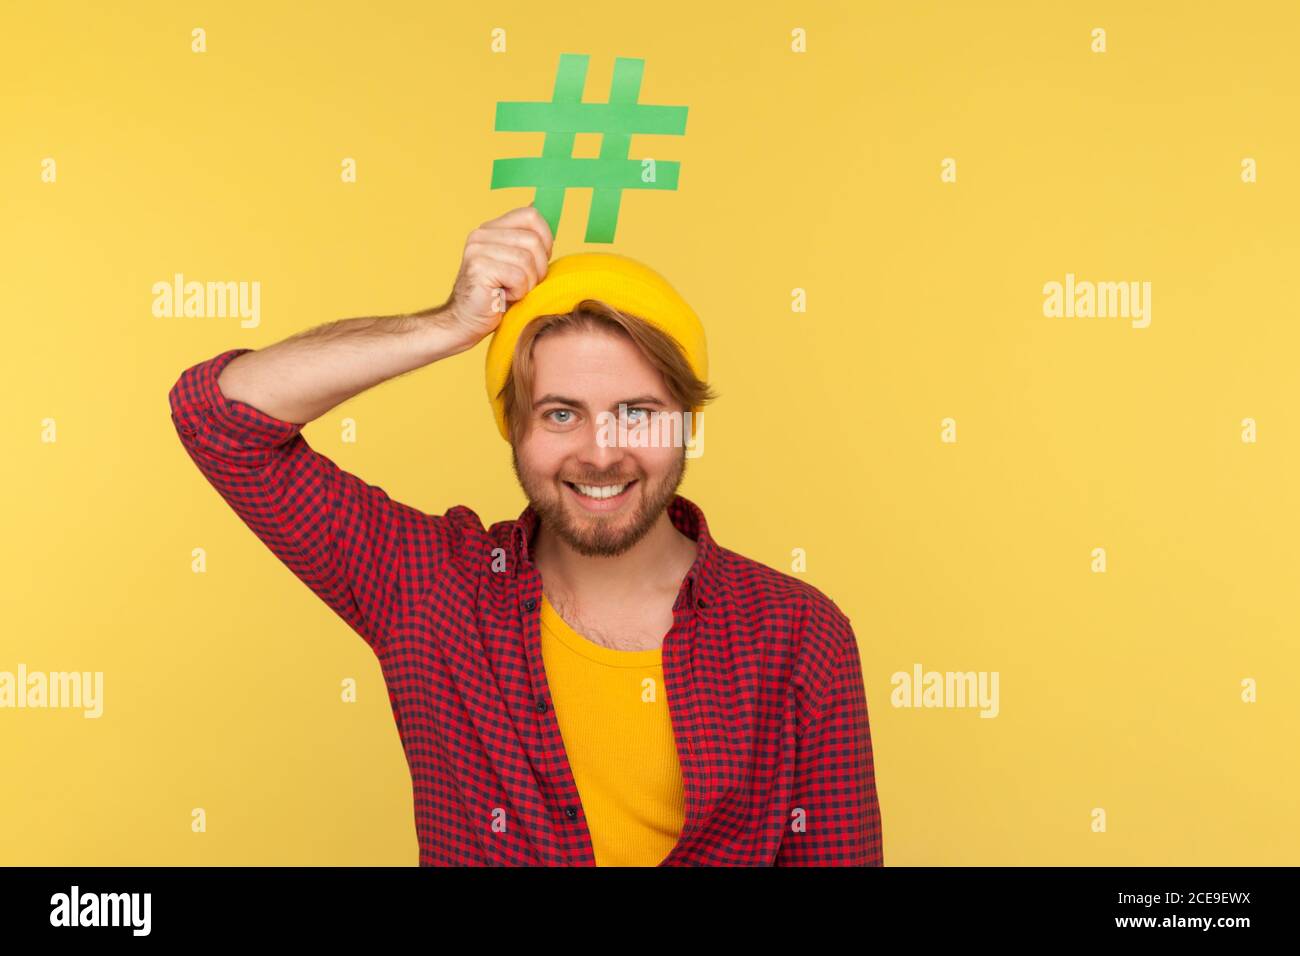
[484, 252, 708, 442]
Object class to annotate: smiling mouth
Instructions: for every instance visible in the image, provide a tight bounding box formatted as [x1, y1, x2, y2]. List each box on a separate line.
[564, 479, 638, 501]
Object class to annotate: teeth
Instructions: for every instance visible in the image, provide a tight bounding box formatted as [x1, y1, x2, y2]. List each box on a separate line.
[572, 481, 630, 499]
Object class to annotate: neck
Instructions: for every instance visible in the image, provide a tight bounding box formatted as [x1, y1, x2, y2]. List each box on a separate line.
[532, 509, 697, 606]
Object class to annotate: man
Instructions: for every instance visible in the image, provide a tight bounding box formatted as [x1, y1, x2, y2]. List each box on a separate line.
[168, 205, 883, 866]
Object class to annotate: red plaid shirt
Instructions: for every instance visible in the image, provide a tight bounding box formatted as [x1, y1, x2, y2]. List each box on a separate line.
[168, 347, 884, 866]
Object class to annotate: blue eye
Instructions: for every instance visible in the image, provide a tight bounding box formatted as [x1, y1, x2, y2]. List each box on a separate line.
[545, 409, 575, 425]
[626, 407, 651, 424]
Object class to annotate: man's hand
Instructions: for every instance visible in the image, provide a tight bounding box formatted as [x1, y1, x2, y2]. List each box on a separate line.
[211, 205, 553, 425]
[439, 205, 554, 347]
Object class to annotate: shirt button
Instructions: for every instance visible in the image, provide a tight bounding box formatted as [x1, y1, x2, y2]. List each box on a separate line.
[564, 806, 578, 820]
[523, 597, 537, 611]
[696, 598, 707, 609]
[535, 696, 548, 713]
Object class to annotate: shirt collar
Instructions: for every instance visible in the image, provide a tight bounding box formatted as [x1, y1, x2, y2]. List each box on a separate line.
[510, 493, 729, 610]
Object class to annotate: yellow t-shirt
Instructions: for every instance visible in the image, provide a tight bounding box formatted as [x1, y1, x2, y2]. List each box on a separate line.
[538, 593, 686, 866]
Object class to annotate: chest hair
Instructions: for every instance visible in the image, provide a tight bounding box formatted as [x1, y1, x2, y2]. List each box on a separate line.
[546, 592, 667, 652]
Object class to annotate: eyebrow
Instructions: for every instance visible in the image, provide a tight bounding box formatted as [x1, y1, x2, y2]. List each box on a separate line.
[532, 394, 668, 411]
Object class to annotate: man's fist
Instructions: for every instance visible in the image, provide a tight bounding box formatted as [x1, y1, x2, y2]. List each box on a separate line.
[439, 205, 554, 346]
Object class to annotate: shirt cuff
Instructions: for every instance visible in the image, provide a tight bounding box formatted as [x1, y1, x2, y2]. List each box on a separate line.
[196, 347, 305, 446]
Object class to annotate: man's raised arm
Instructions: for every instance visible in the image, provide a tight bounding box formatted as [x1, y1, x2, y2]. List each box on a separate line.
[167, 205, 553, 653]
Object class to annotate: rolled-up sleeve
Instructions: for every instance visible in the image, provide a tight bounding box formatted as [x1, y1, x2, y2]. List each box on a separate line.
[776, 609, 884, 866]
[168, 347, 457, 653]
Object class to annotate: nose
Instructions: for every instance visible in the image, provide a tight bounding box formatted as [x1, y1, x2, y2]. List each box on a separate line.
[574, 418, 629, 476]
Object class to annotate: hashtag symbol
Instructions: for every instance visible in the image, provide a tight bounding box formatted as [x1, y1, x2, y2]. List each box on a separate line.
[491, 54, 688, 243]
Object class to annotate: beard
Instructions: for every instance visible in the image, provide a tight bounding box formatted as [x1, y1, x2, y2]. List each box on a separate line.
[511, 446, 687, 558]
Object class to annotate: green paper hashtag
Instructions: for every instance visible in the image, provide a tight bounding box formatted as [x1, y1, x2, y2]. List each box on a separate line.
[491, 54, 688, 243]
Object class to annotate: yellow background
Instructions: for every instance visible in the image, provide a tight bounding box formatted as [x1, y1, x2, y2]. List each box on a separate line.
[2, 0, 1297, 865]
